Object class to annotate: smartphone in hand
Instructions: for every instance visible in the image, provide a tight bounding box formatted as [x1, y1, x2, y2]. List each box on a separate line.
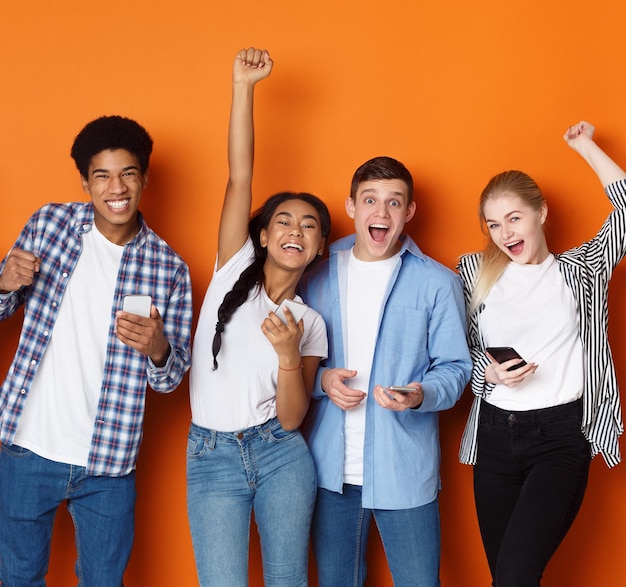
[486, 346, 527, 371]
[122, 295, 152, 318]
[275, 299, 307, 325]
[387, 386, 419, 394]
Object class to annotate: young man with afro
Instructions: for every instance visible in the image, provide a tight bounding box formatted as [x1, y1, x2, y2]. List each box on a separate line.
[0, 115, 193, 586]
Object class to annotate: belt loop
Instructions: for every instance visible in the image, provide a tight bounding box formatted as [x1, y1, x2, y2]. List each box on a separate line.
[207, 429, 217, 450]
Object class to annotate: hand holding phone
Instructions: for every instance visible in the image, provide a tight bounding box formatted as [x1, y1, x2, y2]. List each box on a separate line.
[122, 295, 152, 318]
[387, 386, 419, 394]
[275, 299, 307, 325]
[486, 346, 527, 371]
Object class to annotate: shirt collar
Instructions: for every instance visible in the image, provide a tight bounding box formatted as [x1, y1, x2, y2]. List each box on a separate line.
[73, 202, 149, 248]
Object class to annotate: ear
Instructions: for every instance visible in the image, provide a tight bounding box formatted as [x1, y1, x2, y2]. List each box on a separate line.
[259, 227, 268, 248]
[317, 237, 327, 256]
[540, 203, 548, 224]
[80, 176, 90, 195]
[142, 169, 149, 188]
[345, 197, 355, 219]
[404, 200, 416, 223]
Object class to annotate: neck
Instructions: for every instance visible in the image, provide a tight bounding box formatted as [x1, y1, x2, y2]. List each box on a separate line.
[262, 263, 302, 305]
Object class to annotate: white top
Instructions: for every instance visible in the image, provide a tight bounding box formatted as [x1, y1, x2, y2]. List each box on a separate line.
[344, 249, 399, 485]
[479, 253, 584, 410]
[14, 224, 122, 465]
[190, 238, 328, 431]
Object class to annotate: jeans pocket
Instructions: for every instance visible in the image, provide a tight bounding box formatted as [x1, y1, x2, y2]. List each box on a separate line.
[539, 417, 581, 440]
[1, 443, 32, 458]
[266, 425, 299, 443]
[186, 431, 208, 459]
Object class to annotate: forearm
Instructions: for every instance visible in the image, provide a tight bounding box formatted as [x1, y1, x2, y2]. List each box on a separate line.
[227, 81, 255, 188]
[576, 138, 626, 188]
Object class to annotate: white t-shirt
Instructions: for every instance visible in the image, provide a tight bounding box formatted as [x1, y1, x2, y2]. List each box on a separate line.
[343, 249, 399, 485]
[190, 238, 328, 432]
[479, 253, 584, 410]
[14, 224, 123, 465]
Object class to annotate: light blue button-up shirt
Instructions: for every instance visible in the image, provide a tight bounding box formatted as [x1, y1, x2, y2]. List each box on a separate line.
[299, 234, 471, 509]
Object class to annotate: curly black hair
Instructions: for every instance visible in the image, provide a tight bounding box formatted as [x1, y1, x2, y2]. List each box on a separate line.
[70, 115, 153, 178]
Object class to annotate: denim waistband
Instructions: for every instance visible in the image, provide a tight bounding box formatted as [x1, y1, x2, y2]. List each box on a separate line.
[189, 417, 281, 443]
[480, 398, 583, 427]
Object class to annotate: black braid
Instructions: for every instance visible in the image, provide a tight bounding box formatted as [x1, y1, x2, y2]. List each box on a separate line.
[211, 257, 265, 369]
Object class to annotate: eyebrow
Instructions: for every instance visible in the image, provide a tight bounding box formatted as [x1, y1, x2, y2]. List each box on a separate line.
[276, 211, 319, 222]
[359, 188, 406, 198]
[90, 165, 140, 176]
[485, 210, 523, 223]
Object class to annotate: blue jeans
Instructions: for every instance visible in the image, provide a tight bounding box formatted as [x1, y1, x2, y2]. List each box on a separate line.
[186, 418, 317, 587]
[0, 444, 136, 587]
[474, 399, 591, 587]
[312, 484, 441, 587]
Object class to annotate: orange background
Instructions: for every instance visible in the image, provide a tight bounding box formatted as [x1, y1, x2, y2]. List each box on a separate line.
[1, 0, 626, 585]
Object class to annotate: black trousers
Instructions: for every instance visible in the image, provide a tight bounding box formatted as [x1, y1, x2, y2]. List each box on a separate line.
[474, 398, 591, 587]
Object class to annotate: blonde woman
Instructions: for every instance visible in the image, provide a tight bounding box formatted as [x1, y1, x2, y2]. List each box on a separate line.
[458, 121, 626, 586]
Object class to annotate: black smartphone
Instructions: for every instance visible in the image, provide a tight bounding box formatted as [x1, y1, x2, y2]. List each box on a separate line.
[485, 347, 527, 371]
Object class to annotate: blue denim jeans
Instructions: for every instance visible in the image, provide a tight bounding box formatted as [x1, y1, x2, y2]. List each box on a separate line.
[0, 444, 136, 587]
[474, 399, 591, 587]
[312, 484, 441, 587]
[186, 418, 317, 587]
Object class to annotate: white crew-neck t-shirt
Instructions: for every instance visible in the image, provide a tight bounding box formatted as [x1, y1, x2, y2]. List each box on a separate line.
[190, 238, 328, 432]
[479, 253, 584, 410]
[343, 249, 399, 485]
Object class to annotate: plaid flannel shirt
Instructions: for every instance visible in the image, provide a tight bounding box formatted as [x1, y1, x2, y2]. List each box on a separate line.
[0, 202, 193, 476]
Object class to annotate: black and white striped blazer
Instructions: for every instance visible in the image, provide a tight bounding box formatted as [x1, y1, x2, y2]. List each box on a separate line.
[458, 179, 626, 467]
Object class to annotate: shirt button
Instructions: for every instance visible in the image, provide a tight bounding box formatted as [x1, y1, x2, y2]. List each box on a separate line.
[20, 389, 26, 394]
[31, 360, 36, 365]
[62, 272, 68, 278]
[52, 302, 57, 308]
[43, 331, 49, 337]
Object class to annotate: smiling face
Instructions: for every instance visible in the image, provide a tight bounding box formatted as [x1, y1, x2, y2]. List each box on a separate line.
[346, 178, 416, 262]
[81, 148, 148, 245]
[260, 198, 326, 273]
[483, 191, 549, 264]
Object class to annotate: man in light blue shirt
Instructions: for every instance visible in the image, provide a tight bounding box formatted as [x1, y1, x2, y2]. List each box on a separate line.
[299, 156, 471, 587]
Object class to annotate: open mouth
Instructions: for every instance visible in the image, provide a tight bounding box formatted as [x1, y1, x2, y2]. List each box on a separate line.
[369, 224, 389, 243]
[506, 240, 524, 255]
[281, 242, 304, 252]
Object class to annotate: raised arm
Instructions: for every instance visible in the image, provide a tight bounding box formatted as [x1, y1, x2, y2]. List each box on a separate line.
[216, 47, 273, 270]
[564, 121, 626, 188]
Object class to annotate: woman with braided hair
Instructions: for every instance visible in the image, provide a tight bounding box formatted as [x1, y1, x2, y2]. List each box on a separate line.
[186, 47, 330, 586]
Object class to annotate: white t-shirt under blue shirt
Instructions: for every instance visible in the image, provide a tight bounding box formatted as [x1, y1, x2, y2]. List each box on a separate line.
[344, 249, 400, 485]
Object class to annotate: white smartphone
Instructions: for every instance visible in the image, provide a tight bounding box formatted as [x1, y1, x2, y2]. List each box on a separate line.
[122, 294, 152, 318]
[275, 299, 308, 325]
[387, 386, 419, 394]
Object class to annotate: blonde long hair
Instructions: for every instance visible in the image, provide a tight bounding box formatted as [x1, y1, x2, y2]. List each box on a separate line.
[470, 170, 547, 314]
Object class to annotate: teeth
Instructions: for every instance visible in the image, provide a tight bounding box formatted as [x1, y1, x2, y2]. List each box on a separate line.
[370, 224, 388, 229]
[506, 240, 522, 248]
[282, 243, 303, 251]
[107, 200, 129, 210]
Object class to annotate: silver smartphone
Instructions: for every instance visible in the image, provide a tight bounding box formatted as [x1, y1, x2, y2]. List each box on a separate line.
[387, 386, 419, 394]
[122, 294, 152, 318]
[275, 299, 307, 325]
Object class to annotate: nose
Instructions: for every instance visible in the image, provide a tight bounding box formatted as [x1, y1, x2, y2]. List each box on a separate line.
[502, 225, 514, 239]
[108, 175, 127, 194]
[375, 202, 390, 217]
[290, 224, 303, 236]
